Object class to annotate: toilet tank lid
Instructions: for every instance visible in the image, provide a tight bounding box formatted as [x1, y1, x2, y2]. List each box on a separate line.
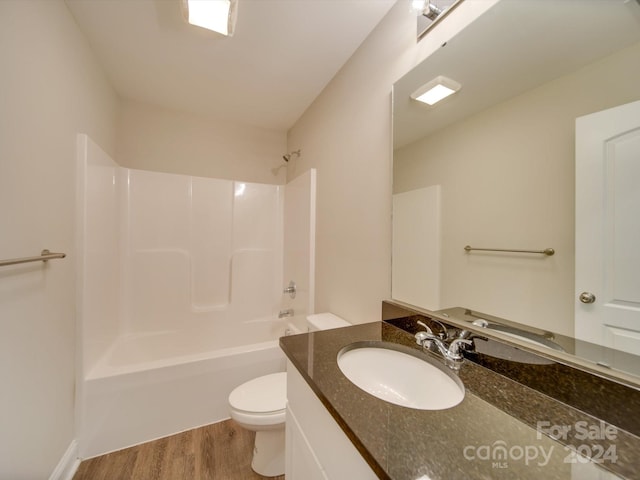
[229, 372, 287, 413]
[307, 312, 350, 330]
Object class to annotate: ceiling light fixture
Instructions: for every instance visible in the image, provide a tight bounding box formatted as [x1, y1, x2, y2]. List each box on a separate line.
[410, 75, 461, 106]
[181, 0, 238, 37]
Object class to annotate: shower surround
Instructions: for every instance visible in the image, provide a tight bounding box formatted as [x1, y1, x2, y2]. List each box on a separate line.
[76, 135, 312, 458]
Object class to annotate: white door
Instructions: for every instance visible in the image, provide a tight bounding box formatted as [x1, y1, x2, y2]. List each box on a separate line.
[575, 99, 640, 356]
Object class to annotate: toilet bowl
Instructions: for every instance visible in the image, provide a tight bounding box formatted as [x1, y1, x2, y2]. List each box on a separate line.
[228, 312, 350, 477]
[228, 372, 287, 477]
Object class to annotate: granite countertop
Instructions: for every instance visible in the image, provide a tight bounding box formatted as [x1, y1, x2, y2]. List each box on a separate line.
[280, 321, 635, 480]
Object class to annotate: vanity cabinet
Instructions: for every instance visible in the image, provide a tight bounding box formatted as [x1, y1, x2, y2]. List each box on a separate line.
[280, 319, 639, 480]
[285, 361, 378, 480]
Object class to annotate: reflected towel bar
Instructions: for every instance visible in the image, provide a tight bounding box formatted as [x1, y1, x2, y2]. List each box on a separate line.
[0, 249, 67, 267]
[464, 246, 555, 256]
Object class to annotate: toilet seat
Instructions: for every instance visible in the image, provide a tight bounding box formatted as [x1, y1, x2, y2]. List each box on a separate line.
[229, 372, 287, 428]
[230, 408, 286, 428]
[229, 372, 286, 413]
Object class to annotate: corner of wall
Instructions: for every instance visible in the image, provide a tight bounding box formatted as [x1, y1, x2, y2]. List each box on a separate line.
[48, 440, 80, 480]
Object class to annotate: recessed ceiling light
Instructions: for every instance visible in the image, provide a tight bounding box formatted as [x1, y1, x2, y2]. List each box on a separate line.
[410, 75, 461, 106]
[181, 0, 238, 37]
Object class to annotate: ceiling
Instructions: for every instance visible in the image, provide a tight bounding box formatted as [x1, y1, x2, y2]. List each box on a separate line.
[65, 0, 395, 132]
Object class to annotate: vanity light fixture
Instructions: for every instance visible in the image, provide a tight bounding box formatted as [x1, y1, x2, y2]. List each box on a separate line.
[422, 1, 444, 20]
[181, 0, 238, 37]
[410, 75, 461, 106]
[412, 0, 446, 20]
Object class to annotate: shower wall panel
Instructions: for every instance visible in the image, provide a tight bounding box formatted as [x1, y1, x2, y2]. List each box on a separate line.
[124, 169, 194, 333]
[282, 169, 316, 326]
[191, 176, 234, 311]
[123, 171, 283, 335]
[80, 136, 284, 372]
[79, 135, 122, 373]
[230, 182, 283, 322]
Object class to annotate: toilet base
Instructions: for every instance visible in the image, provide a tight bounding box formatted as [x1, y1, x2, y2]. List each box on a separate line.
[251, 428, 285, 477]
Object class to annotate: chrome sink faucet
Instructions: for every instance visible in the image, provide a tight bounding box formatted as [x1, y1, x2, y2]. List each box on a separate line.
[415, 321, 472, 370]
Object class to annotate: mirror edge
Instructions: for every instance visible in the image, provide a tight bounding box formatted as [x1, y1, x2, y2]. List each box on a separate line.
[383, 299, 640, 390]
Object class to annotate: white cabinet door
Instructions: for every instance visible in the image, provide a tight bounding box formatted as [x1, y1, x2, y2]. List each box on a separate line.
[285, 362, 378, 480]
[575, 99, 640, 355]
[285, 406, 329, 480]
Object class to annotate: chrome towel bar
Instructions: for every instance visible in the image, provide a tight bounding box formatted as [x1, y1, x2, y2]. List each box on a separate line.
[464, 245, 555, 256]
[0, 249, 66, 267]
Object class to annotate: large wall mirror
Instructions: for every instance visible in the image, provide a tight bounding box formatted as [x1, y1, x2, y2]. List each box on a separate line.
[392, 0, 640, 382]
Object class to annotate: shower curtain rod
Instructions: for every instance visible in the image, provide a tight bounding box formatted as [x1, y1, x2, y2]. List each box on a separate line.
[0, 249, 66, 267]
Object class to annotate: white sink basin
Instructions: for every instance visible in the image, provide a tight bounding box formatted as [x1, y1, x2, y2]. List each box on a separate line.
[337, 342, 464, 410]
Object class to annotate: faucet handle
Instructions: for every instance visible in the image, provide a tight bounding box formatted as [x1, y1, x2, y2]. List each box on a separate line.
[416, 320, 433, 335]
[283, 280, 297, 299]
[472, 318, 489, 328]
[415, 330, 432, 346]
[448, 338, 473, 358]
[417, 319, 450, 339]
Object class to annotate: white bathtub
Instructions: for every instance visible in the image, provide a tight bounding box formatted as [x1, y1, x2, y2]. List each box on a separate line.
[79, 324, 287, 459]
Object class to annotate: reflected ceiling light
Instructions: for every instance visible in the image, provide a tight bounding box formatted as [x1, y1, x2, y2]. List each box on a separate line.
[234, 183, 246, 196]
[181, 0, 238, 37]
[410, 75, 461, 106]
[411, 0, 426, 12]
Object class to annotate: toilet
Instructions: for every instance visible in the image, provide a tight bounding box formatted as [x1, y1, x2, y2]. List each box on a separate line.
[228, 312, 350, 477]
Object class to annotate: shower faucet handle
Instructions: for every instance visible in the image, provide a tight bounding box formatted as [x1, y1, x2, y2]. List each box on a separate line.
[283, 280, 297, 299]
[279, 309, 294, 319]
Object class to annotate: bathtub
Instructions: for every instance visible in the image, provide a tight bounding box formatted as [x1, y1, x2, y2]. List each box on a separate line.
[78, 322, 287, 459]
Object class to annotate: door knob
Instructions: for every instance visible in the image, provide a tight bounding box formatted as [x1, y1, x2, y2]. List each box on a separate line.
[579, 292, 596, 304]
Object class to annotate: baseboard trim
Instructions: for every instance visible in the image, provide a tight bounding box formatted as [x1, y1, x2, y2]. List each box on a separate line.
[49, 440, 80, 480]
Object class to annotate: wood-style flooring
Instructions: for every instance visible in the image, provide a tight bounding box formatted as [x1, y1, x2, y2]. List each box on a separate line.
[73, 420, 285, 480]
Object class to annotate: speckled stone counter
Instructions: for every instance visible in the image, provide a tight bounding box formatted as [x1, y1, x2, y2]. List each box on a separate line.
[280, 321, 639, 480]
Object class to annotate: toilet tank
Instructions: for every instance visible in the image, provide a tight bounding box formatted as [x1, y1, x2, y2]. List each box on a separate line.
[307, 313, 350, 332]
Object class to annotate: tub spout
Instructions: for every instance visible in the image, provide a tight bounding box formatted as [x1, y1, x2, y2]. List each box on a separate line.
[278, 309, 294, 318]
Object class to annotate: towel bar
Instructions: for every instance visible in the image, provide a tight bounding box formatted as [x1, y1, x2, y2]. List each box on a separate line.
[0, 249, 66, 267]
[464, 246, 554, 256]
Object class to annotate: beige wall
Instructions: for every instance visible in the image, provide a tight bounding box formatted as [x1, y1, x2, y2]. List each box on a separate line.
[286, 0, 497, 324]
[117, 99, 287, 184]
[0, 1, 119, 478]
[394, 42, 640, 335]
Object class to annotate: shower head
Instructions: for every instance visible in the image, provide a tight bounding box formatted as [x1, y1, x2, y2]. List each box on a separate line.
[282, 149, 301, 162]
